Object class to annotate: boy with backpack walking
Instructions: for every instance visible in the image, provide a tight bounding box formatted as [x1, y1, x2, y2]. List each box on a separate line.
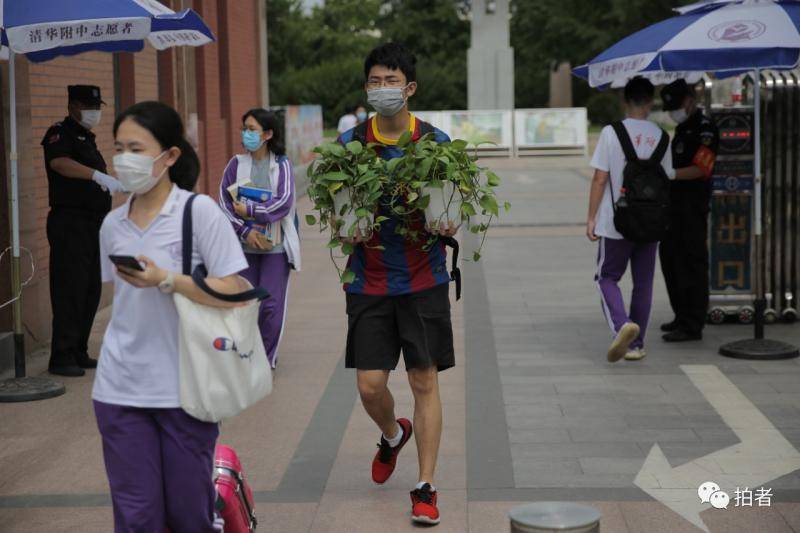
[586, 77, 676, 362]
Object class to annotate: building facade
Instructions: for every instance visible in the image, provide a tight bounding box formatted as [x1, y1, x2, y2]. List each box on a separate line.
[0, 0, 269, 356]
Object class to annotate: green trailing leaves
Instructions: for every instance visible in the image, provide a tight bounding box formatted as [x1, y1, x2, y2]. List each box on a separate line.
[346, 141, 363, 155]
[479, 194, 499, 216]
[324, 172, 349, 182]
[397, 131, 413, 147]
[308, 133, 509, 284]
[450, 139, 468, 151]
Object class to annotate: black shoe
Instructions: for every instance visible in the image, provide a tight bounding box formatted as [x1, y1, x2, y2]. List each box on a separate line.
[662, 330, 702, 343]
[660, 320, 680, 332]
[49, 365, 86, 377]
[76, 356, 98, 369]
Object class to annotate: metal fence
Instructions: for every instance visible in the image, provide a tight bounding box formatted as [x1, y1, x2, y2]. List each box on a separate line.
[761, 71, 800, 323]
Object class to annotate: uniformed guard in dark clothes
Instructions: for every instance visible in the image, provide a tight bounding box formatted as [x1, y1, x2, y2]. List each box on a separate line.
[44, 85, 124, 376]
[659, 79, 719, 342]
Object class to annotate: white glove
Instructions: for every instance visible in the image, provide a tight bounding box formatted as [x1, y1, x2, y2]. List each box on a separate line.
[92, 171, 126, 194]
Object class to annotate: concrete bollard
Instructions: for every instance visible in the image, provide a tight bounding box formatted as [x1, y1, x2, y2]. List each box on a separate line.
[509, 502, 601, 533]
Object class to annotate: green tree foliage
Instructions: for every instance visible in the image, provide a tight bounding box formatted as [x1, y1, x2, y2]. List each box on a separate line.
[267, 0, 469, 126]
[512, 0, 696, 109]
[267, 0, 696, 124]
[267, 0, 382, 126]
[378, 0, 469, 112]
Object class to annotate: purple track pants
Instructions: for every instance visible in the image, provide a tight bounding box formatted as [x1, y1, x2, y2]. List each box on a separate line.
[595, 237, 658, 350]
[94, 401, 221, 533]
[241, 251, 291, 369]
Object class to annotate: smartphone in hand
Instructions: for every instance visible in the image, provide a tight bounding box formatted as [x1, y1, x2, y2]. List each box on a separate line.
[109, 255, 144, 272]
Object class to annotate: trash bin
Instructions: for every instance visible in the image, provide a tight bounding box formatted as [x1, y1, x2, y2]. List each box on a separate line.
[509, 502, 601, 533]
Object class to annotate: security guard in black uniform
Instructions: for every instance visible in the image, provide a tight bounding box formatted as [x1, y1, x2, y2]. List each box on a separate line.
[44, 85, 124, 376]
[659, 79, 719, 342]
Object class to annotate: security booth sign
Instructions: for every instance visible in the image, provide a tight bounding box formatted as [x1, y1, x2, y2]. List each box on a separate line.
[708, 107, 755, 323]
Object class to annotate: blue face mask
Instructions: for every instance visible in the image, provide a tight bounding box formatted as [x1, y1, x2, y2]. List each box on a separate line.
[357, 111, 367, 121]
[242, 130, 265, 152]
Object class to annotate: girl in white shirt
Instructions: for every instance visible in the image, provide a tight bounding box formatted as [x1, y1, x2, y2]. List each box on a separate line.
[94, 101, 248, 532]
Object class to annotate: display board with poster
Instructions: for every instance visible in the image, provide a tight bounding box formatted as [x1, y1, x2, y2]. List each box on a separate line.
[283, 105, 323, 168]
[443, 110, 513, 156]
[514, 108, 588, 156]
[412, 111, 444, 133]
[272, 105, 323, 190]
[409, 110, 513, 156]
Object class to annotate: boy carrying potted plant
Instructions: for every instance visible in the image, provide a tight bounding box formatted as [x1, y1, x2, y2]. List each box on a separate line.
[312, 42, 456, 526]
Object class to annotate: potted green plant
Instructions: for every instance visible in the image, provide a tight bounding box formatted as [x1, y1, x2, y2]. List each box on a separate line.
[306, 140, 387, 283]
[387, 132, 508, 261]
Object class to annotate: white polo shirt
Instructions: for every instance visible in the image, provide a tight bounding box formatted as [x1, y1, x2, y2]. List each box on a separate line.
[590, 118, 675, 240]
[93, 185, 248, 408]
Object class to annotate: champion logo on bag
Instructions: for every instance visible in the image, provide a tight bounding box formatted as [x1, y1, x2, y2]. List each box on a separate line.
[213, 337, 254, 360]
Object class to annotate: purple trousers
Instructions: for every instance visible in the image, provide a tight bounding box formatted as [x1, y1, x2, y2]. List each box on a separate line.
[94, 401, 220, 533]
[242, 251, 291, 369]
[595, 237, 658, 350]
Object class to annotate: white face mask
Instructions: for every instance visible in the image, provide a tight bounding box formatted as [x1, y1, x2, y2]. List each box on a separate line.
[669, 108, 689, 124]
[80, 109, 102, 130]
[367, 86, 408, 117]
[113, 151, 168, 194]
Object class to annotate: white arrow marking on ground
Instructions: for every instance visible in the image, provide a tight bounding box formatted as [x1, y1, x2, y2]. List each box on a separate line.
[634, 364, 800, 533]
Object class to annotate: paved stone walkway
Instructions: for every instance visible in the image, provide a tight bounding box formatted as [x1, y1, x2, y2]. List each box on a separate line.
[2, 157, 800, 532]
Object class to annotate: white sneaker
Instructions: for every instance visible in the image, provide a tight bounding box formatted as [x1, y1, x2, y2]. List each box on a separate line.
[608, 322, 640, 363]
[624, 347, 647, 361]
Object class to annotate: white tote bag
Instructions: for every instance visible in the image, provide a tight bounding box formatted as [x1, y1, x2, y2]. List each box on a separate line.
[175, 195, 272, 422]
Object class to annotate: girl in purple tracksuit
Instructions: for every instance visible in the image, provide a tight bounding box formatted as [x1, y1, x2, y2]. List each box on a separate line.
[219, 109, 301, 369]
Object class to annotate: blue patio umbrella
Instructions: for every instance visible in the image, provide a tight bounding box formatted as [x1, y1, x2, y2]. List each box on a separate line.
[574, 0, 800, 362]
[0, 0, 215, 401]
[573, 0, 799, 87]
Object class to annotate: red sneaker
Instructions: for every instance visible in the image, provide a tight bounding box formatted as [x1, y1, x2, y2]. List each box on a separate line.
[371, 418, 413, 484]
[410, 483, 440, 525]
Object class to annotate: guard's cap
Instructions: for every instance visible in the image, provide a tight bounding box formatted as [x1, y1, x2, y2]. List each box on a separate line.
[660, 79, 692, 111]
[68, 85, 105, 106]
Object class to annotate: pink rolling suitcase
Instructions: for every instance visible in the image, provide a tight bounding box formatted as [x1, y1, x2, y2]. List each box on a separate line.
[214, 444, 257, 532]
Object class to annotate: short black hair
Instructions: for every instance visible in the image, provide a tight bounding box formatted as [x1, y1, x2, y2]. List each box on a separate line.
[364, 42, 417, 83]
[242, 108, 286, 156]
[624, 77, 655, 106]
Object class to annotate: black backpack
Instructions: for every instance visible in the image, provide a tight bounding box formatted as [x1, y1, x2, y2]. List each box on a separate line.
[609, 121, 671, 243]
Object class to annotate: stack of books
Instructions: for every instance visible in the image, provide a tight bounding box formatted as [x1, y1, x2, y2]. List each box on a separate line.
[228, 182, 282, 245]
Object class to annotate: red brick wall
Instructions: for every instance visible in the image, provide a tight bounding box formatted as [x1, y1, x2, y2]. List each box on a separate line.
[20, 54, 118, 344]
[6, 3, 265, 353]
[219, 0, 262, 159]
[194, 0, 226, 196]
[14, 45, 160, 349]
[134, 44, 160, 102]
[194, 0, 262, 197]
